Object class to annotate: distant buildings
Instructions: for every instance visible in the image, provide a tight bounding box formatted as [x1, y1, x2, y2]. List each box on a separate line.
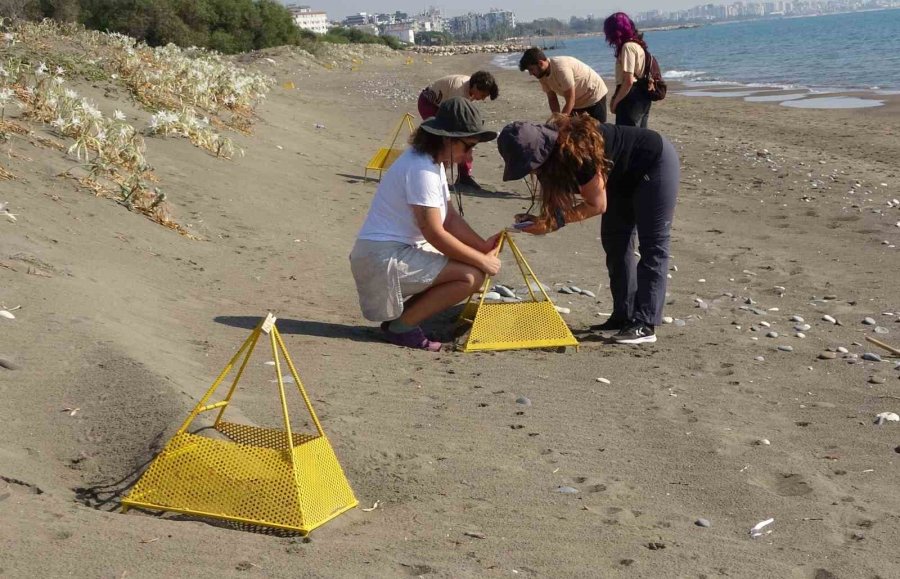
[635, 0, 898, 24]
[287, 5, 328, 34]
[448, 9, 516, 38]
[336, 6, 451, 44]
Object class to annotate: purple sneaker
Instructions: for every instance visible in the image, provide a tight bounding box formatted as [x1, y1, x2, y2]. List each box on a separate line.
[381, 323, 442, 351]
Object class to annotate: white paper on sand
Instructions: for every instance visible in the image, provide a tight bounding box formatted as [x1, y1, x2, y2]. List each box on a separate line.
[750, 517, 774, 538]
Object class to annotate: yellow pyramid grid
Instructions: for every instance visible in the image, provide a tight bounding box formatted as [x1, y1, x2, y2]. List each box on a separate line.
[457, 232, 579, 353]
[121, 314, 358, 535]
[364, 113, 416, 181]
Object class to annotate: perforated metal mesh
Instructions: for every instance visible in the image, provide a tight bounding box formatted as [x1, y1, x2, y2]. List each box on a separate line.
[457, 232, 578, 353]
[462, 301, 578, 352]
[365, 147, 403, 172]
[121, 319, 358, 535]
[364, 113, 415, 178]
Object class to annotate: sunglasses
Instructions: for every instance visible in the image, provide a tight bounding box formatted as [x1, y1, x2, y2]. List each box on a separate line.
[459, 139, 478, 152]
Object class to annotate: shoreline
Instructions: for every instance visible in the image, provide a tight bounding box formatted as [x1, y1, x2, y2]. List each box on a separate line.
[482, 51, 899, 110]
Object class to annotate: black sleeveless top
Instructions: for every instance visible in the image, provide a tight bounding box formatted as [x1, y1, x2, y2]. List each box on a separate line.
[576, 123, 664, 192]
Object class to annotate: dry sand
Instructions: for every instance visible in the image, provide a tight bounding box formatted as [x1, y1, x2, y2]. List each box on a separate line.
[2, 43, 900, 578]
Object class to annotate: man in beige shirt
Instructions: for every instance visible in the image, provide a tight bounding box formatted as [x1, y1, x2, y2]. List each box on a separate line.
[519, 48, 608, 123]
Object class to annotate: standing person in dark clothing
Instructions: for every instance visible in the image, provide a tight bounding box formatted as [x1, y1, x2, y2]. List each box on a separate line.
[496, 115, 679, 344]
[417, 71, 500, 190]
[519, 47, 609, 124]
[604, 12, 653, 128]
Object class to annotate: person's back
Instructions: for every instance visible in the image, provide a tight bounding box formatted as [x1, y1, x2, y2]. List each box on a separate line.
[427, 75, 470, 105]
[540, 56, 608, 110]
[596, 123, 663, 190]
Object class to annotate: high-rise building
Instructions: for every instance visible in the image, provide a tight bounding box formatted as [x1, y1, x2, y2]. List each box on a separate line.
[287, 5, 328, 34]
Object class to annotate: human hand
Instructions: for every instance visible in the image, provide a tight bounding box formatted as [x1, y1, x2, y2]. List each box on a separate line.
[512, 213, 549, 235]
[483, 232, 502, 253]
[480, 254, 501, 276]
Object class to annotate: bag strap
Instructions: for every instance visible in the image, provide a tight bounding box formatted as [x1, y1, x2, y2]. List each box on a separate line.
[641, 48, 653, 80]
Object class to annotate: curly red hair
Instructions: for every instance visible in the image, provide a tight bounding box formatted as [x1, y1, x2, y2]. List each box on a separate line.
[535, 113, 610, 222]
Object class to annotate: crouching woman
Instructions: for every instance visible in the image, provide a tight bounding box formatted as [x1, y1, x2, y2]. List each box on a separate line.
[350, 98, 501, 351]
[497, 114, 678, 344]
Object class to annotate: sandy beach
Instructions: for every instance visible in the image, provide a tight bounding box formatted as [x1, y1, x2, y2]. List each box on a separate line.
[2, 37, 900, 578]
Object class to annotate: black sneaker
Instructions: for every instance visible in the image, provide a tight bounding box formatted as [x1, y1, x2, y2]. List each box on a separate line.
[613, 322, 657, 344]
[590, 317, 628, 332]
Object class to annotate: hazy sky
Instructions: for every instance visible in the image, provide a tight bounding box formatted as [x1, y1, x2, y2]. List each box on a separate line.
[287, 2, 703, 22]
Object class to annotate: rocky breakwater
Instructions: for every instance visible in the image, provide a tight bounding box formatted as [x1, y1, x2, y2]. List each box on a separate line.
[407, 43, 529, 56]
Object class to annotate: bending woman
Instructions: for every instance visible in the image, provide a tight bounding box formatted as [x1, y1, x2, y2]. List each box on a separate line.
[351, 97, 501, 351]
[604, 12, 652, 128]
[497, 114, 678, 344]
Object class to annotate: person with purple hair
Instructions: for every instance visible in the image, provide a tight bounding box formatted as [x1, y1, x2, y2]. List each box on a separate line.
[604, 12, 652, 128]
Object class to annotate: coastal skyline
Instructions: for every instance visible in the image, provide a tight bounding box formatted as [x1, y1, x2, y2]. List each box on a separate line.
[283, 1, 703, 22]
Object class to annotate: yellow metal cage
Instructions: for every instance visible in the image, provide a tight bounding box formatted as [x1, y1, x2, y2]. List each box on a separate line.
[364, 113, 416, 181]
[457, 232, 579, 353]
[121, 314, 358, 535]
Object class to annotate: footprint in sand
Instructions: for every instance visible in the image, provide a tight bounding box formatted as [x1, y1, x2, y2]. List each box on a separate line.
[775, 473, 814, 496]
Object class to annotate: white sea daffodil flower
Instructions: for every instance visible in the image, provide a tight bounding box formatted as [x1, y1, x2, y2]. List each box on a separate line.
[113, 110, 126, 121]
[82, 102, 102, 120]
[35, 62, 48, 76]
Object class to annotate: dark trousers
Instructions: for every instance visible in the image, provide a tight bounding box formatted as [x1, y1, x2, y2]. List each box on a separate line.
[614, 85, 651, 128]
[573, 95, 608, 123]
[600, 137, 678, 326]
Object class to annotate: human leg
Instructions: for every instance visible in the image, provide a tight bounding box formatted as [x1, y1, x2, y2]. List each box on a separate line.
[575, 97, 608, 124]
[600, 192, 637, 324]
[417, 90, 439, 120]
[631, 138, 679, 327]
[398, 260, 484, 326]
[615, 91, 651, 127]
[638, 109, 650, 128]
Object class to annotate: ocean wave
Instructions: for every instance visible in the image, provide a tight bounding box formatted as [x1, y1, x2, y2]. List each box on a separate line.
[663, 70, 706, 79]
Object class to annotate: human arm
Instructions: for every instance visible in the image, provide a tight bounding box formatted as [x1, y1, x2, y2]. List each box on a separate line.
[413, 205, 501, 275]
[559, 86, 577, 115]
[546, 92, 561, 114]
[444, 203, 500, 253]
[611, 74, 635, 114]
[612, 44, 642, 114]
[514, 171, 607, 235]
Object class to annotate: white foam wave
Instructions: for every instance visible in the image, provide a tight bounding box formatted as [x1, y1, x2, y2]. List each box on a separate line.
[663, 70, 705, 80]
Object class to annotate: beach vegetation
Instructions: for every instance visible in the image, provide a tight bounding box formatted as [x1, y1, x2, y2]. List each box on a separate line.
[0, 17, 271, 235]
[1, 0, 301, 53]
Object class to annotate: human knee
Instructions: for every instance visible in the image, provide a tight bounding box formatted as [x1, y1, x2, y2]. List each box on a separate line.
[466, 268, 486, 291]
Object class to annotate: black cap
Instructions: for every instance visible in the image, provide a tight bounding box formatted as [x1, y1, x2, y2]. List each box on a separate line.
[497, 121, 559, 181]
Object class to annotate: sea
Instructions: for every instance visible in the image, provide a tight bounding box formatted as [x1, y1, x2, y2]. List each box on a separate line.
[493, 9, 900, 108]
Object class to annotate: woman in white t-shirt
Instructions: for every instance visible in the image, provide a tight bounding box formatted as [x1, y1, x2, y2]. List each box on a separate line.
[350, 98, 501, 351]
[604, 12, 653, 128]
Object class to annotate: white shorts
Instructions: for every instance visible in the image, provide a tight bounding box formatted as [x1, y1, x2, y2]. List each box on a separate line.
[349, 239, 449, 321]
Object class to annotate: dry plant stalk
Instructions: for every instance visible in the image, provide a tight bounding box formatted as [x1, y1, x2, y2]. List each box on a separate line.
[0, 164, 14, 180]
